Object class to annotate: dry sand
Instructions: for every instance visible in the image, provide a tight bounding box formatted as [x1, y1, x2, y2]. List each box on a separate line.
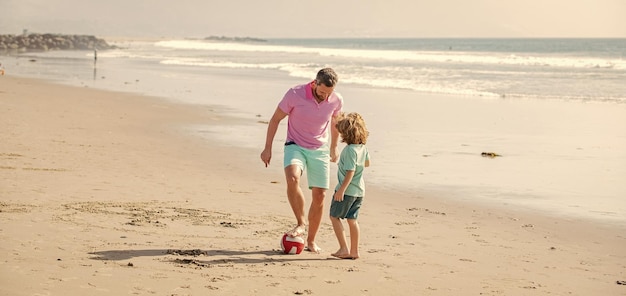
[1, 76, 625, 295]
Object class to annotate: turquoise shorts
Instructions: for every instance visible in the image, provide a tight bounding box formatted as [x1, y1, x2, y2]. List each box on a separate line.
[284, 142, 330, 189]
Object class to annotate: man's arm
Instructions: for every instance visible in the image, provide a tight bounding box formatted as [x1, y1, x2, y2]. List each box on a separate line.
[261, 107, 288, 167]
[330, 114, 340, 163]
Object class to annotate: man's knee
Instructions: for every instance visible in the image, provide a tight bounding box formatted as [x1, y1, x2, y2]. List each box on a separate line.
[285, 175, 300, 187]
[284, 165, 301, 186]
[311, 189, 326, 205]
[312, 187, 326, 197]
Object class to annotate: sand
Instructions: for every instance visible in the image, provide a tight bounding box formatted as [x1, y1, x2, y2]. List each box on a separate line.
[1, 76, 625, 295]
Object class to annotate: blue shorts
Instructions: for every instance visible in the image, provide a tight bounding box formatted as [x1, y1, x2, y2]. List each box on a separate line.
[329, 193, 363, 219]
[283, 142, 330, 189]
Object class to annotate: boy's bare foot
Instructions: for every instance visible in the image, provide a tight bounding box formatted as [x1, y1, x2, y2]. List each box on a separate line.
[285, 225, 306, 237]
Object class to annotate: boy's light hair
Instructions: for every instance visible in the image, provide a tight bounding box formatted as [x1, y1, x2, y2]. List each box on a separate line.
[336, 112, 369, 145]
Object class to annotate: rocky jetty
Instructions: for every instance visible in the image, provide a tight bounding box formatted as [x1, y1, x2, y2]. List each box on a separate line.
[0, 33, 115, 53]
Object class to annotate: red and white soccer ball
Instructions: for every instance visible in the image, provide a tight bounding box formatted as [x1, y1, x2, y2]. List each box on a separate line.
[280, 233, 305, 254]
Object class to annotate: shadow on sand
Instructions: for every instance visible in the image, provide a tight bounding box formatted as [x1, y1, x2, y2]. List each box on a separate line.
[89, 248, 332, 265]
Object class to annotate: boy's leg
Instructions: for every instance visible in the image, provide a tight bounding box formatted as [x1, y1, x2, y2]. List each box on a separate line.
[330, 216, 349, 257]
[346, 219, 360, 259]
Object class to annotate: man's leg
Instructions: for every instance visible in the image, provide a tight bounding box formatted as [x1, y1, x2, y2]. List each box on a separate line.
[306, 187, 326, 252]
[284, 164, 306, 236]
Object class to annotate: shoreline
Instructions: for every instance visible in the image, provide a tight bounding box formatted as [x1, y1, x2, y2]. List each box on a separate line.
[1, 76, 625, 295]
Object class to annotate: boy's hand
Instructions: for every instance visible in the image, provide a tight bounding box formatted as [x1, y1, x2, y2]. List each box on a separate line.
[334, 191, 344, 202]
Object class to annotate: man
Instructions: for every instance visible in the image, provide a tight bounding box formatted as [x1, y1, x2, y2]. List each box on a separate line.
[261, 68, 343, 253]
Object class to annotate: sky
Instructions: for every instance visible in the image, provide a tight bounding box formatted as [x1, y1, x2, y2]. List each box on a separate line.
[1, 0, 624, 38]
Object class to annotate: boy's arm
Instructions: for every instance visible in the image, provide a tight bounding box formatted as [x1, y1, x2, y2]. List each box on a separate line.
[334, 170, 355, 202]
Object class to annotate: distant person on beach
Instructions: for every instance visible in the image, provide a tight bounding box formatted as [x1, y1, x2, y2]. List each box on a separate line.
[1, 63, 5, 75]
[261, 68, 343, 253]
[329, 112, 370, 260]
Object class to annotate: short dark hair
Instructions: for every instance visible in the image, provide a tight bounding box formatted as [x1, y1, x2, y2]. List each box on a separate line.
[315, 68, 338, 87]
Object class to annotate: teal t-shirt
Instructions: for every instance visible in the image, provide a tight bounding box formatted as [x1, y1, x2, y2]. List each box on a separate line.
[335, 144, 370, 197]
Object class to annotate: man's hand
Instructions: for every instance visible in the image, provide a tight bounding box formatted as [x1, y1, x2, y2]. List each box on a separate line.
[330, 146, 339, 163]
[260, 149, 271, 167]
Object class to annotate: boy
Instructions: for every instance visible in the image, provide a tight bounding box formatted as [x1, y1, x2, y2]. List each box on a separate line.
[330, 112, 370, 260]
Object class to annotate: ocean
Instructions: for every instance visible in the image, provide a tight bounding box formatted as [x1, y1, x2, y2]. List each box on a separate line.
[2, 38, 626, 225]
[154, 38, 626, 103]
[7, 38, 625, 102]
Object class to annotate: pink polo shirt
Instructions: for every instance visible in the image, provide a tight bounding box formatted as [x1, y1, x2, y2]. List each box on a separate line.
[278, 81, 343, 149]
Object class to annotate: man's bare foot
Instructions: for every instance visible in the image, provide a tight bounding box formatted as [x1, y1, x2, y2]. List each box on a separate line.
[334, 254, 359, 260]
[331, 249, 349, 258]
[331, 251, 359, 260]
[305, 243, 322, 253]
[285, 225, 306, 237]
